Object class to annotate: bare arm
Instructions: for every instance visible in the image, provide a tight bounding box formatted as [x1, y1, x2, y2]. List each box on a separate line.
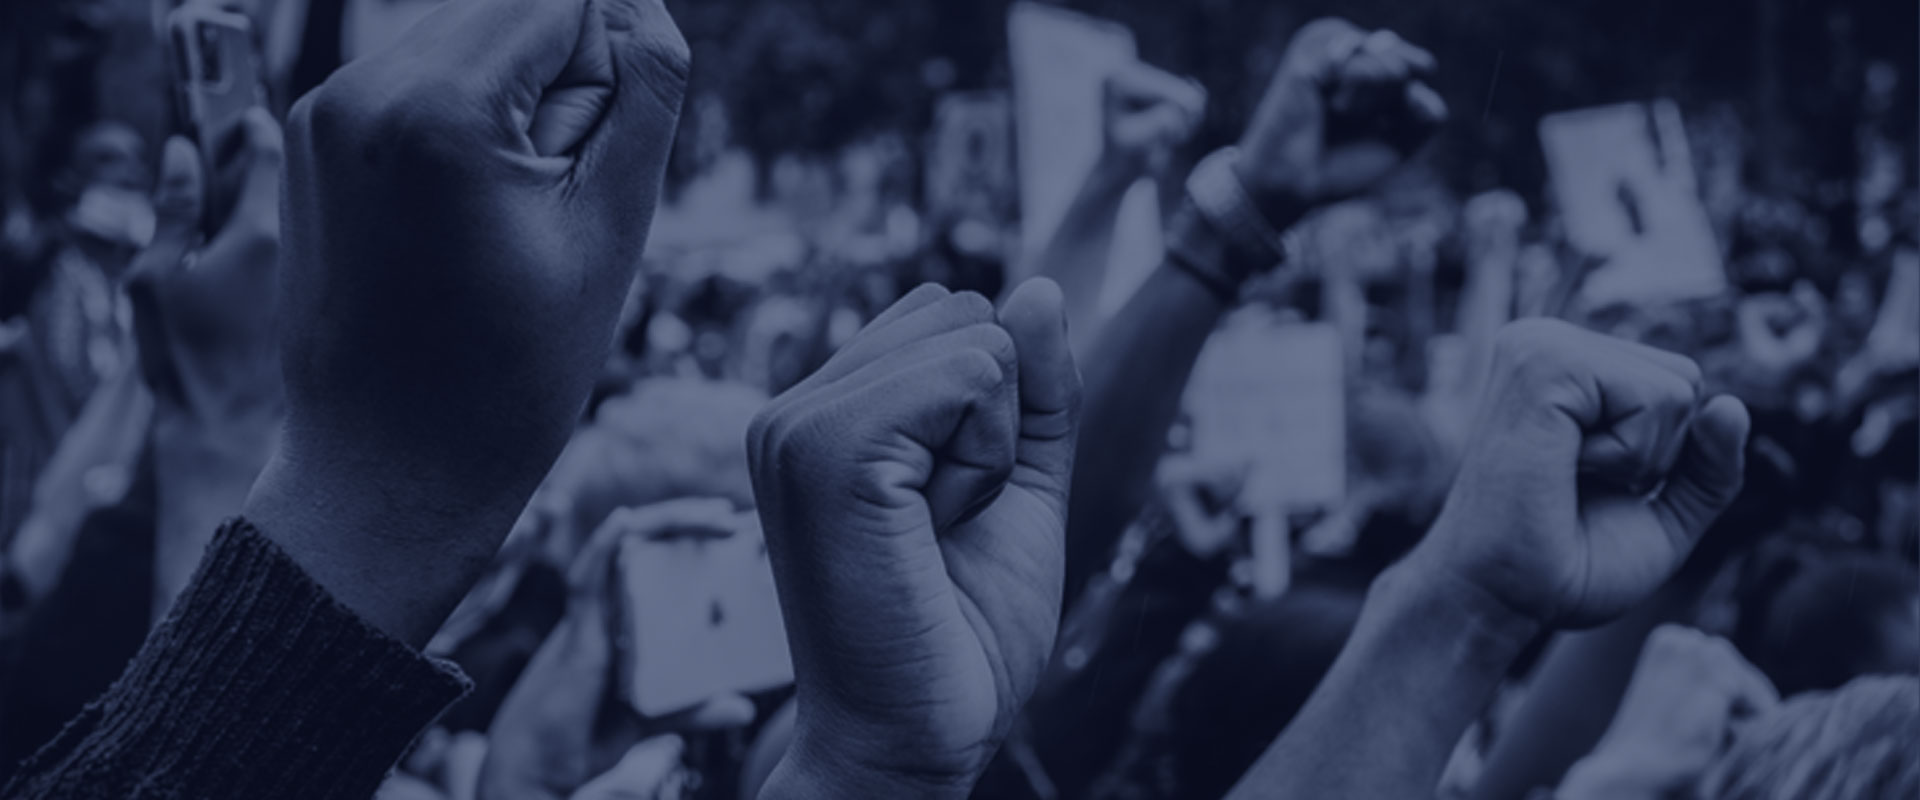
[1224, 320, 1750, 799]
[1028, 62, 1205, 356]
[1064, 244, 1245, 602]
[1062, 18, 1446, 604]
[1225, 559, 1536, 797]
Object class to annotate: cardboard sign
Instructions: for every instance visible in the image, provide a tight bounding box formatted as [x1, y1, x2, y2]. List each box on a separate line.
[620, 519, 793, 717]
[1539, 100, 1725, 303]
[1183, 315, 1347, 514]
[1007, 2, 1162, 316]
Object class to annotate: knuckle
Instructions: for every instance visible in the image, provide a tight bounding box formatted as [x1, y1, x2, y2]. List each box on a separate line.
[303, 66, 474, 168]
[946, 291, 997, 326]
[972, 323, 1018, 374]
[951, 346, 1008, 392]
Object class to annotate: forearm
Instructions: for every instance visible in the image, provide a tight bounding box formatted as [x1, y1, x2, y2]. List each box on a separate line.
[1225, 555, 1539, 799]
[1063, 256, 1229, 603]
[241, 439, 539, 648]
[1468, 579, 1698, 800]
[1028, 156, 1138, 354]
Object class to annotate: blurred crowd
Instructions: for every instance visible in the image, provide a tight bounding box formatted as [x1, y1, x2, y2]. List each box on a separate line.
[0, 1, 1914, 799]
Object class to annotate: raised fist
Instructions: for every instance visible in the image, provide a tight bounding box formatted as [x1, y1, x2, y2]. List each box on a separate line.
[1236, 18, 1447, 214]
[1561, 625, 1778, 798]
[1412, 319, 1750, 627]
[748, 281, 1081, 797]
[1100, 62, 1207, 178]
[127, 109, 284, 421]
[263, 0, 688, 542]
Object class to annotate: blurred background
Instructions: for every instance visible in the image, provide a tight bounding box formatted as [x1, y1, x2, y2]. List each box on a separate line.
[0, 1, 1913, 799]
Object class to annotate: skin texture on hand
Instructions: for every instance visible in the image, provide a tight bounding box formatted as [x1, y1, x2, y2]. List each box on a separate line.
[1419, 318, 1750, 627]
[750, 280, 1081, 798]
[244, 0, 691, 646]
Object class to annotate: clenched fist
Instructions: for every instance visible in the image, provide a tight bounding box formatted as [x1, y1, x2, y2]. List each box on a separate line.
[1100, 62, 1207, 178]
[749, 281, 1081, 797]
[246, 0, 690, 644]
[1412, 319, 1750, 627]
[1237, 18, 1446, 215]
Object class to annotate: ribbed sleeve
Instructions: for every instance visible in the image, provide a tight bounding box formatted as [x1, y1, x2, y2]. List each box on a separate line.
[3, 518, 471, 799]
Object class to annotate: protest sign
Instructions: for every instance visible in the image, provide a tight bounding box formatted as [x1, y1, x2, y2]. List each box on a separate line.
[621, 516, 793, 717]
[1008, 2, 1162, 315]
[1540, 100, 1725, 303]
[1184, 314, 1347, 515]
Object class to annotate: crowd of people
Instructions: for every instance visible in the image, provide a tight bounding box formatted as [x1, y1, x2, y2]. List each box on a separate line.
[0, 0, 1914, 799]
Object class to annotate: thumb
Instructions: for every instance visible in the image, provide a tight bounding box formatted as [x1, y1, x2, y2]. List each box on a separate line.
[999, 278, 1082, 510]
[1653, 395, 1749, 540]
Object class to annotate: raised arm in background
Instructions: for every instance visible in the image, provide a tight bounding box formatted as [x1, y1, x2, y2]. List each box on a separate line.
[1026, 61, 1204, 356]
[1223, 319, 1751, 799]
[2, 0, 690, 796]
[128, 110, 285, 619]
[1065, 18, 1447, 602]
[748, 280, 1082, 798]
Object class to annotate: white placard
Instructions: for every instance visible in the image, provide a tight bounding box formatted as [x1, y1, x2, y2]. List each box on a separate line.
[1540, 100, 1725, 303]
[1007, 2, 1162, 316]
[621, 525, 793, 717]
[1184, 315, 1347, 513]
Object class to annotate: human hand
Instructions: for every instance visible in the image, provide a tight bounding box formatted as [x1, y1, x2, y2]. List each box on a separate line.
[247, 0, 690, 643]
[748, 280, 1081, 797]
[1099, 63, 1206, 179]
[1737, 281, 1827, 380]
[1235, 18, 1446, 218]
[1410, 319, 1750, 628]
[480, 499, 754, 800]
[127, 109, 284, 426]
[1560, 625, 1778, 798]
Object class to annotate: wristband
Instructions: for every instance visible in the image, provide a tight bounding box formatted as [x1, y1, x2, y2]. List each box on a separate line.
[1166, 147, 1298, 301]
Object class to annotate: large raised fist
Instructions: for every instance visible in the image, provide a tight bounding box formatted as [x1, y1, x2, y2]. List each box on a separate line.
[1413, 319, 1750, 627]
[748, 281, 1081, 797]
[1236, 18, 1447, 214]
[246, 0, 690, 643]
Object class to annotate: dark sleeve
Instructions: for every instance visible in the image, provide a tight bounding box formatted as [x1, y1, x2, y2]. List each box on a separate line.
[2, 518, 470, 800]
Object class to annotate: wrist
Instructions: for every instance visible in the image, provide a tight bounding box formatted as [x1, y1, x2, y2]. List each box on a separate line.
[242, 440, 531, 646]
[1381, 548, 1542, 664]
[1228, 159, 1314, 234]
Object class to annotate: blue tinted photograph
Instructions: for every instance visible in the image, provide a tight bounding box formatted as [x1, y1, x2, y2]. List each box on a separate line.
[0, 0, 1913, 798]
